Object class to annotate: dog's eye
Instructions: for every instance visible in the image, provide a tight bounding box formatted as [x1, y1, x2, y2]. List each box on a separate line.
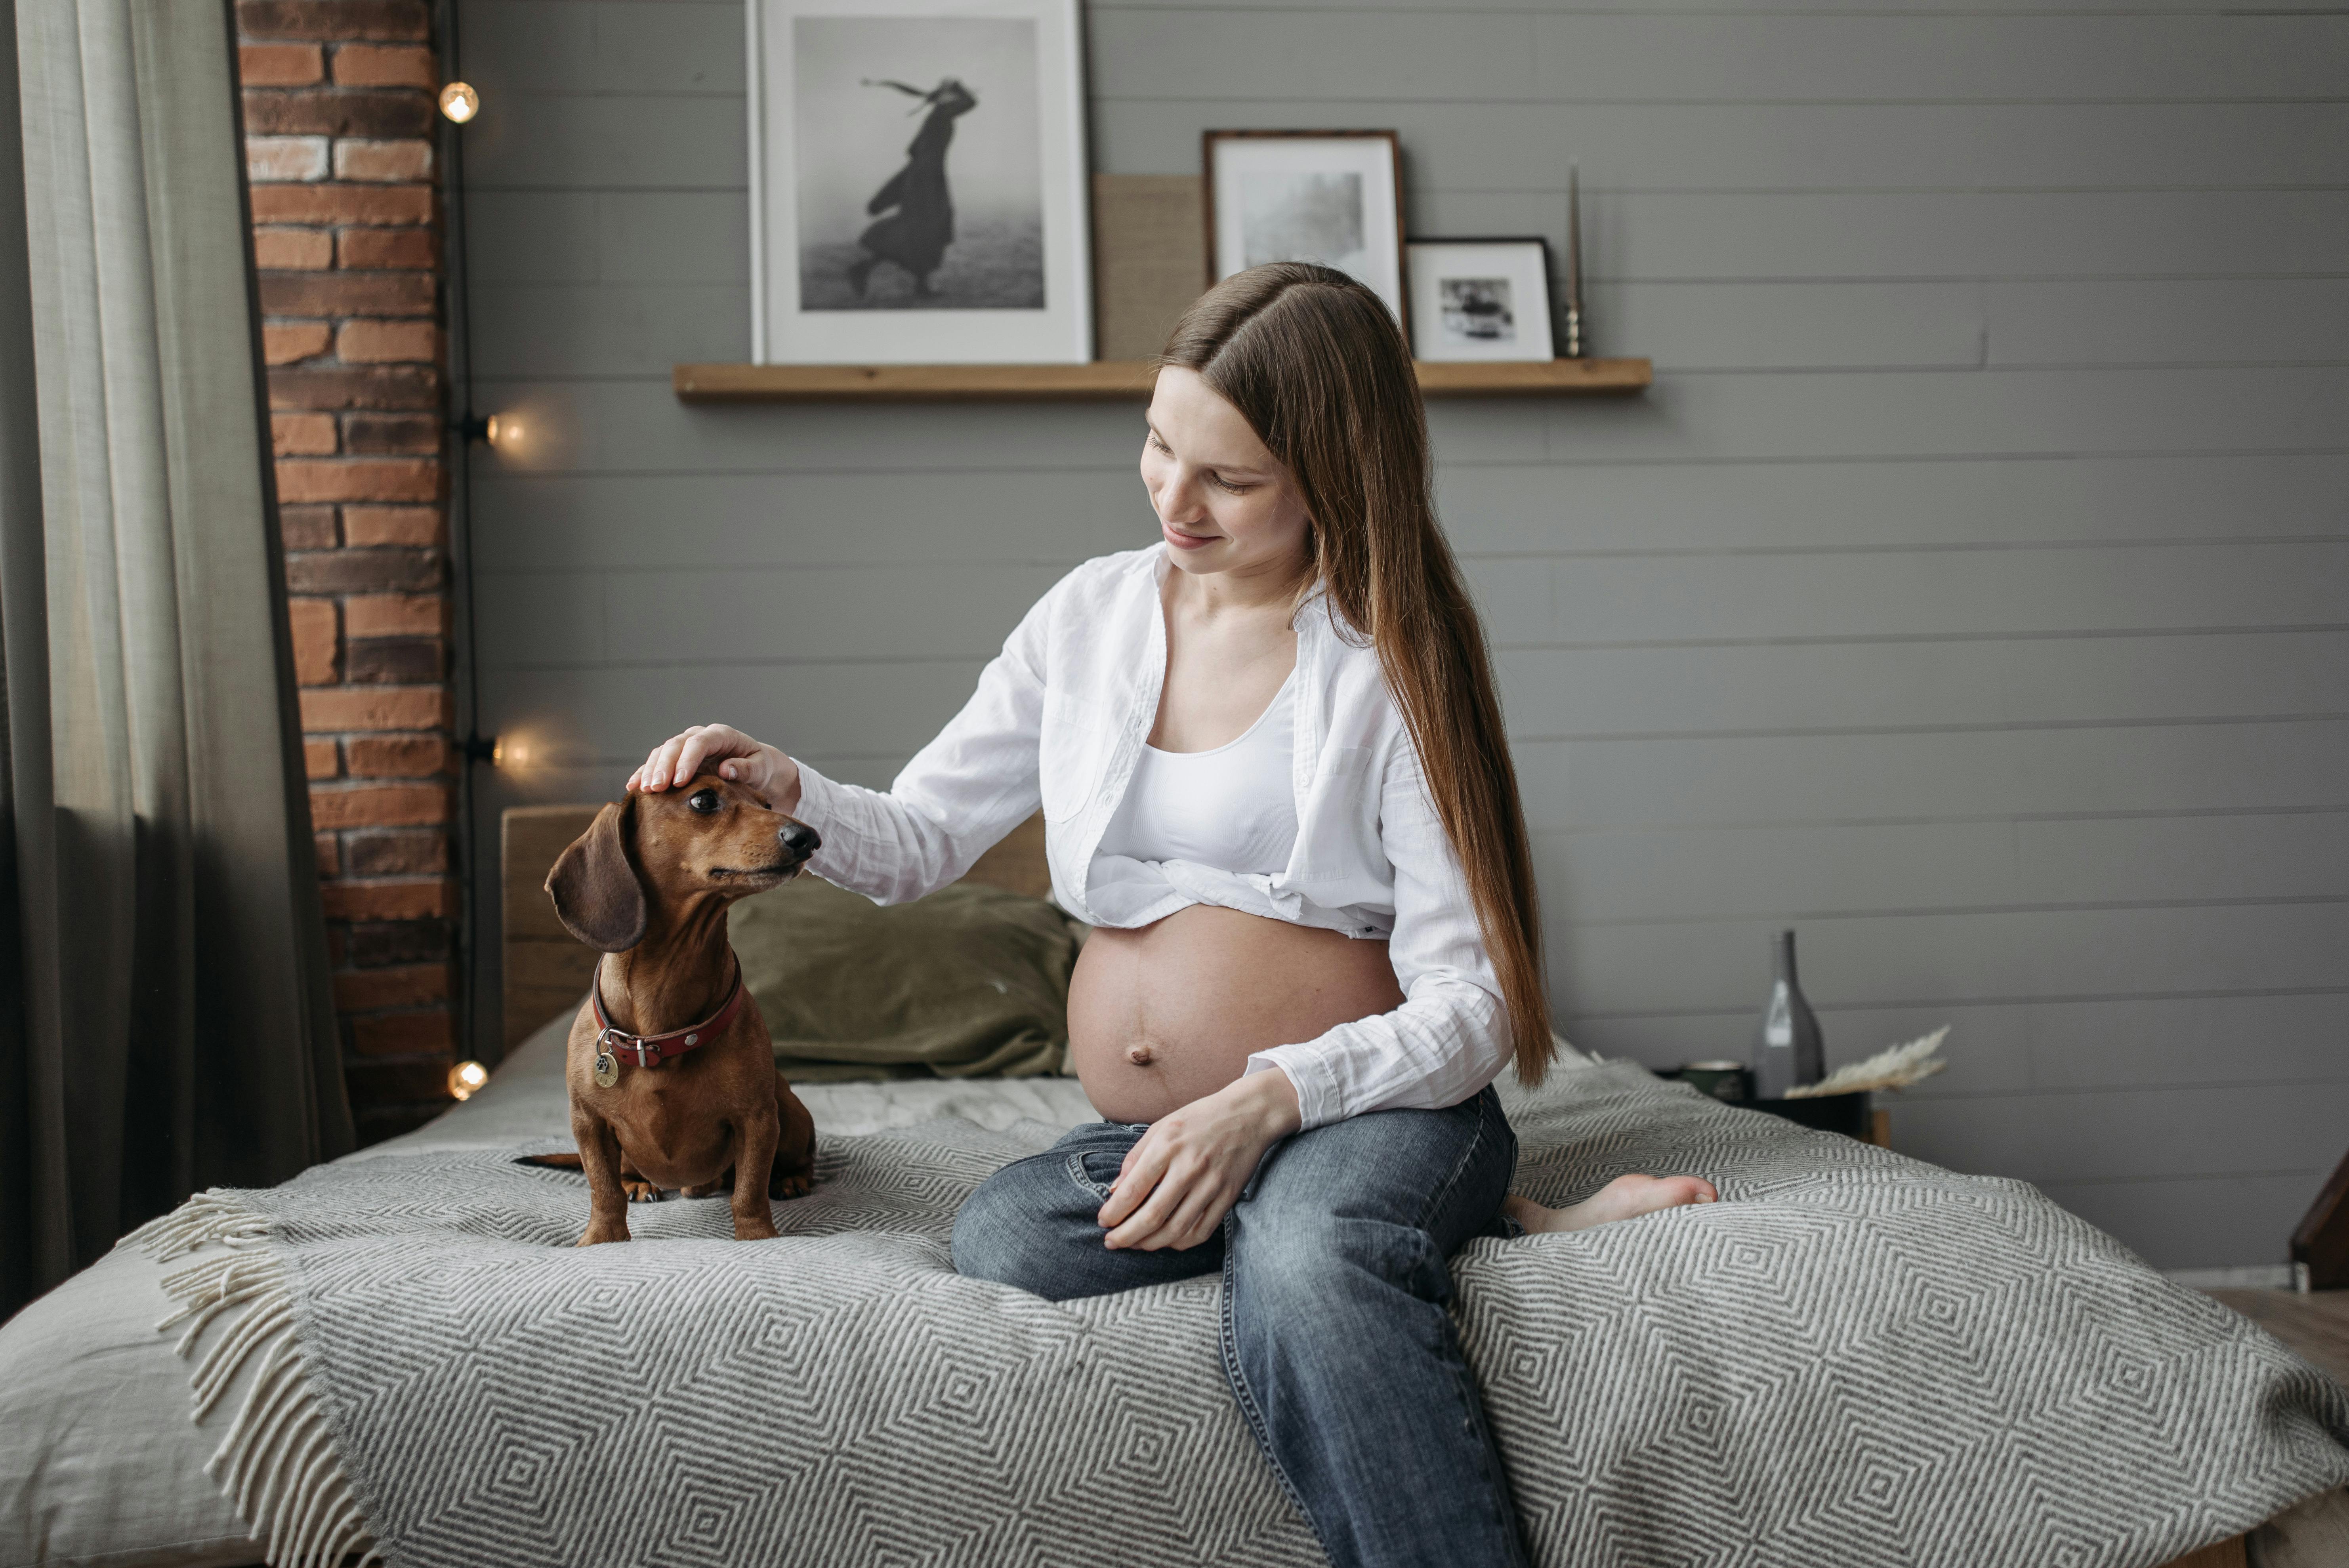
[687, 788, 722, 815]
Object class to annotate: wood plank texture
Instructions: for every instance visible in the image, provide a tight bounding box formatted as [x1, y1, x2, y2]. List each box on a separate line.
[2158, 1537, 2248, 1568]
[2292, 1148, 2349, 1290]
[2203, 1289, 2349, 1389]
[670, 358, 1653, 402]
[457, 0, 2349, 1272]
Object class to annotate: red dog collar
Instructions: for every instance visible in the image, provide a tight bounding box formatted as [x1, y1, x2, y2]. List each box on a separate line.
[591, 962, 747, 1071]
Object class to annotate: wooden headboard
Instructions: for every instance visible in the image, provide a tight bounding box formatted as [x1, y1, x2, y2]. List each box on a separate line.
[500, 805, 1051, 1048]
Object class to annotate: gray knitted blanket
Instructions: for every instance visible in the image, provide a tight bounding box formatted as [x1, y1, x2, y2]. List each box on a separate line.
[136, 1063, 2349, 1568]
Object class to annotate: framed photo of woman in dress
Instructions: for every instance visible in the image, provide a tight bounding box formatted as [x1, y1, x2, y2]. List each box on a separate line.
[747, 0, 1092, 363]
[1203, 131, 1406, 329]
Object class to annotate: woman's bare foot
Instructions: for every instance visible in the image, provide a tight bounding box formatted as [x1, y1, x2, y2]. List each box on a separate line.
[1505, 1174, 1719, 1235]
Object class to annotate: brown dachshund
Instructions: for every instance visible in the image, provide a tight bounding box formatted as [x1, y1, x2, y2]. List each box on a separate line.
[540, 776, 819, 1245]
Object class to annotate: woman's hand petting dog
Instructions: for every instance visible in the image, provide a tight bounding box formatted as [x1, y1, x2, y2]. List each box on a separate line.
[630, 723, 800, 810]
[1096, 1070, 1303, 1251]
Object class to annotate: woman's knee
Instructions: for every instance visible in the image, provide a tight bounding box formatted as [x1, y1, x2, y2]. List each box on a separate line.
[950, 1146, 1124, 1297]
[952, 1160, 1065, 1289]
[1233, 1203, 1454, 1312]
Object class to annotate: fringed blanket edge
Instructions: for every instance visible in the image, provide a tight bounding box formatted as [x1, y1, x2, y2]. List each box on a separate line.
[122, 1194, 382, 1568]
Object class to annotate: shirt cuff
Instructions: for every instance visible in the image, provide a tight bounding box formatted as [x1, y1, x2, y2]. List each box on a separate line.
[787, 759, 854, 883]
[1246, 1047, 1339, 1131]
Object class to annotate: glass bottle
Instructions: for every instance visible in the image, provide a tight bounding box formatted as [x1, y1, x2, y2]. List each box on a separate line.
[1751, 929, 1824, 1099]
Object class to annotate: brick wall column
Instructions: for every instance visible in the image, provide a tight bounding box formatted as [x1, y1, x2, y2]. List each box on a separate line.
[238, 0, 459, 1142]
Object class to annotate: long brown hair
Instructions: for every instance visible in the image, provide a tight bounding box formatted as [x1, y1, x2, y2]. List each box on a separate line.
[1160, 263, 1554, 1084]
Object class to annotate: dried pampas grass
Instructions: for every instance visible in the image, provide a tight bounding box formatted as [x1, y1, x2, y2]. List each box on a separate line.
[1784, 1027, 1950, 1098]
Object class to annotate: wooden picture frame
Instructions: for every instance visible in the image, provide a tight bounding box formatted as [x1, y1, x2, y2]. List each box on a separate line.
[1406, 237, 1559, 363]
[1202, 130, 1407, 333]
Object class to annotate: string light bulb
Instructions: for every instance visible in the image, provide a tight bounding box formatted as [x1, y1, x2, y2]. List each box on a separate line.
[484, 413, 521, 449]
[447, 1060, 490, 1101]
[438, 82, 479, 124]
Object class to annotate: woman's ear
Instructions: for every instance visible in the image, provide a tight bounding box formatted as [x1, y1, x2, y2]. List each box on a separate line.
[544, 795, 648, 952]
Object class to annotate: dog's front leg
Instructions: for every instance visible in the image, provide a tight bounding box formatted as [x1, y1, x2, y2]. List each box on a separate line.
[728, 1109, 781, 1242]
[573, 1110, 633, 1246]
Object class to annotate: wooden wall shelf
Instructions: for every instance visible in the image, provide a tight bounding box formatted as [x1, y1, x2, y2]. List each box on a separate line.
[672, 357, 1651, 404]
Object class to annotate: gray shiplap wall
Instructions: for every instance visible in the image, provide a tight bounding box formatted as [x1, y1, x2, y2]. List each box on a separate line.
[455, 0, 2349, 1269]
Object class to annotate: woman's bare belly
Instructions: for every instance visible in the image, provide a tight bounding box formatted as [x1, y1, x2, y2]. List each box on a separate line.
[1067, 904, 1406, 1124]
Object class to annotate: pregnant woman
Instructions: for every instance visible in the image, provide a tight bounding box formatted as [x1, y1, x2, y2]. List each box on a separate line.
[630, 263, 1714, 1567]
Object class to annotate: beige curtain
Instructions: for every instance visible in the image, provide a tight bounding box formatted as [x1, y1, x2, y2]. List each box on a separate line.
[0, 0, 350, 1320]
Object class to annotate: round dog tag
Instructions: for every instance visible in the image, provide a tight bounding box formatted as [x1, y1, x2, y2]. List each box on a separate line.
[593, 1050, 619, 1088]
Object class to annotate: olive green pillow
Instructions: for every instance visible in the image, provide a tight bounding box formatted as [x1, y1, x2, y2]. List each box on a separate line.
[729, 875, 1077, 1081]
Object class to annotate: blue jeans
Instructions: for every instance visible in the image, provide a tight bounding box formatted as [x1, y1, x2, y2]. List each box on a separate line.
[951, 1086, 1529, 1568]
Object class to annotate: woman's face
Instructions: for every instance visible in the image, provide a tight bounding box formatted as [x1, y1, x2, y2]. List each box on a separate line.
[1139, 367, 1311, 585]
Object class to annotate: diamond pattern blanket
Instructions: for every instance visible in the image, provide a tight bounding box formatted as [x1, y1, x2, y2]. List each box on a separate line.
[135, 1062, 2349, 1568]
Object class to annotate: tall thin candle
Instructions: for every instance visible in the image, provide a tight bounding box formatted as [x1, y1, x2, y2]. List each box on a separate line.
[1563, 163, 1584, 359]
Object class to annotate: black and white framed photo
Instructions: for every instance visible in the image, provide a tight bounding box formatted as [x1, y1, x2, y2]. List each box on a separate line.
[1405, 239, 1557, 362]
[747, 0, 1092, 363]
[1204, 131, 1405, 327]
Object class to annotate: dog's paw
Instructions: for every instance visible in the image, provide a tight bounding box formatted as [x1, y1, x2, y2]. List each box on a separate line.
[732, 1214, 779, 1242]
[623, 1179, 663, 1204]
[769, 1169, 815, 1200]
[576, 1222, 630, 1247]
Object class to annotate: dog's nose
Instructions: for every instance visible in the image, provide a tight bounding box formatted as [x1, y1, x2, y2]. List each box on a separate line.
[777, 820, 821, 858]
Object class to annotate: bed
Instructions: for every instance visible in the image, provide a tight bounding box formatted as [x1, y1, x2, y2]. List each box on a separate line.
[2, 808, 2343, 1568]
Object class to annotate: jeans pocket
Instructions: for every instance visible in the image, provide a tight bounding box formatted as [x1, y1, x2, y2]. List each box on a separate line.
[1065, 1150, 1118, 1202]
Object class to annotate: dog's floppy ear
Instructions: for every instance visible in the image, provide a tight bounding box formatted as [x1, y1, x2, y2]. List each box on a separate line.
[545, 796, 647, 952]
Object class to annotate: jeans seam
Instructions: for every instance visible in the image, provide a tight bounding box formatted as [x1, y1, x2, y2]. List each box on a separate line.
[1452, 1348, 1532, 1566]
[1414, 1091, 1491, 1235]
[1217, 1210, 1334, 1558]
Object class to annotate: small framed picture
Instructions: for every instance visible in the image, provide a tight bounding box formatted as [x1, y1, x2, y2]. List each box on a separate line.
[1203, 131, 1405, 328]
[1405, 238, 1557, 363]
[746, 0, 1093, 364]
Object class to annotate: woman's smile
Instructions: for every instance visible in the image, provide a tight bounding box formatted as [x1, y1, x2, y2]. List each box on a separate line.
[1139, 367, 1313, 582]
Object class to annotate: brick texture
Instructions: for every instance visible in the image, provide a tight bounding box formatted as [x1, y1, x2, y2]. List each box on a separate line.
[238, 3, 457, 1137]
[336, 319, 437, 362]
[263, 320, 332, 364]
[250, 182, 432, 225]
[256, 226, 334, 269]
[269, 363, 438, 410]
[239, 42, 323, 86]
[244, 88, 431, 139]
[334, 137, 432, 183]
[336, 226, 434, 270]
[247, 134, 329, 182]
[342, 504, 442, 547]
[331, 44, 437, 89]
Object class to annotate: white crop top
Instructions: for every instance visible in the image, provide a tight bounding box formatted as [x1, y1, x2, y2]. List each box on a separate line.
[1097, 671, 1299, 875]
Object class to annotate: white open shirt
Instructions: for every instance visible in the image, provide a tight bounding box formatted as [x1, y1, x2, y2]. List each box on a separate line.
[792, 545, 1512, 1130]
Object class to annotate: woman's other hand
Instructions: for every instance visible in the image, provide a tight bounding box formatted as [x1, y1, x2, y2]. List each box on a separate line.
[628, 723, 800, 809]
[1097, 1070, 1302, 1251]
